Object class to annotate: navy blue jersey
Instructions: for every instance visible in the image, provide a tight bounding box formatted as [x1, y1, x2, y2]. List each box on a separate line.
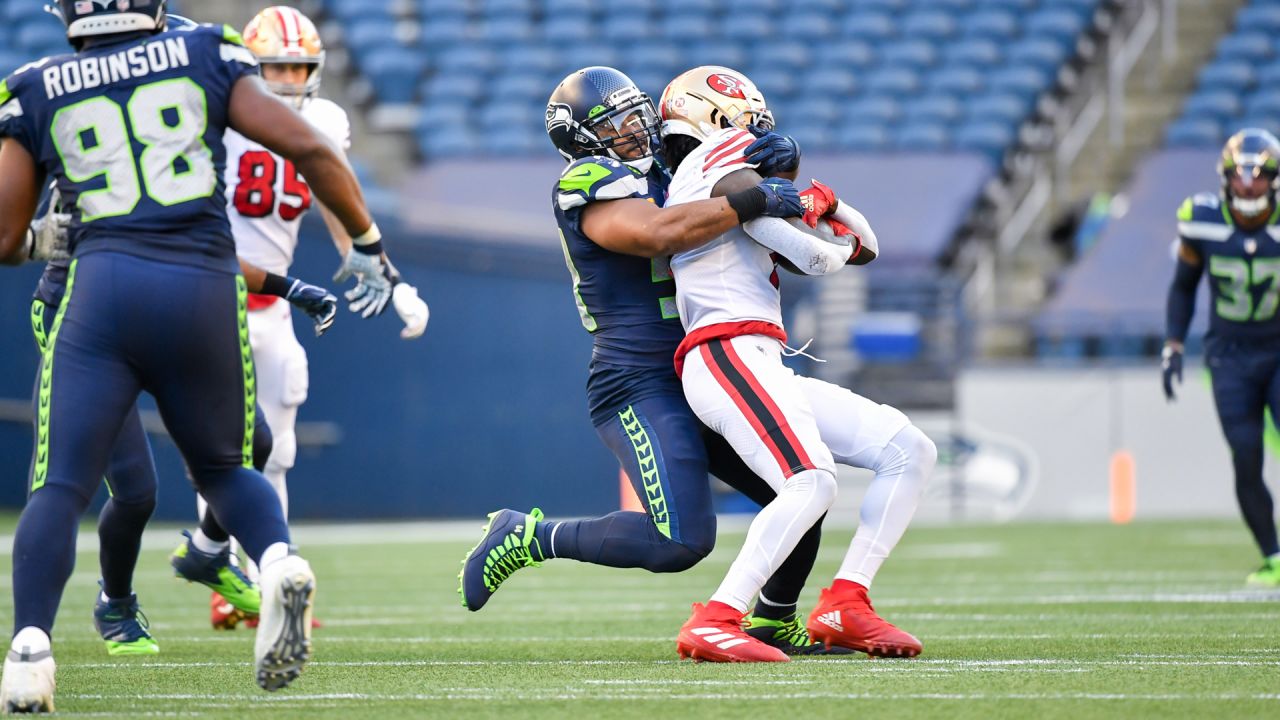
[1178, 193, 1280, 344]
[553, 156, 684, 369]
[0, 24, 259, 273]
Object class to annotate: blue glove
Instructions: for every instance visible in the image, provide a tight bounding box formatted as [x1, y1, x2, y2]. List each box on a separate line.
[285, 278, 339, 337]
[757, 178, 804, 218]
[744, 125, 801, 176]
[1161, 344, 1183, 401]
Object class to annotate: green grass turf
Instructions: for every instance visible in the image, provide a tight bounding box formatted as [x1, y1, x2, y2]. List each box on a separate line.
[0, 517, 1277, 718]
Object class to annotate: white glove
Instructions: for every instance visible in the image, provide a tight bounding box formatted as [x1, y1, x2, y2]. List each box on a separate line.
[333, 250, 393, 318]
[392, 282, 429, 340]
[25, 189, 71, 263]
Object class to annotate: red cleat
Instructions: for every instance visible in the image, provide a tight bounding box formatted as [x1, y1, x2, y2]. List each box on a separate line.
[210, 592, 247, 630]
[676, 602, 790, 663]
[807, 582, 923, 658]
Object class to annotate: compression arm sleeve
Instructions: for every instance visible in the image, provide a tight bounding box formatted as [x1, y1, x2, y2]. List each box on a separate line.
[831, 200, 879, 262]
[1166, 256, 1203, 343]
[742, 216, 853, 276]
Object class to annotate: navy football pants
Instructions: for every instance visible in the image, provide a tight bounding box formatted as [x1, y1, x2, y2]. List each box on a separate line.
[13, 252, 289, 636]
[1208, 341, 1280, 557]
[551, 391, 822, 606]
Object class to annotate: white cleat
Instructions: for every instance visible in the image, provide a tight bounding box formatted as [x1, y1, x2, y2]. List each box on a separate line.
[1, 646, 56, 715]
[254, 554, 315, 692]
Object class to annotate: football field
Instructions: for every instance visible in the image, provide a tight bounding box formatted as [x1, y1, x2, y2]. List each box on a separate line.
[1, 516, 1278, 718]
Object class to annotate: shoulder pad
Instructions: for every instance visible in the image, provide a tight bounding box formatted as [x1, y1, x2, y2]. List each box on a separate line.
[1177, 193, 1232, 241]
[304, 98, 351, 150]
[556, 156, 647, 211]
[218, 24, 246, 46]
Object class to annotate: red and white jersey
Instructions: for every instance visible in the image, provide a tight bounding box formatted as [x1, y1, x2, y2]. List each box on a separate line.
[223, 98, 351, 275]
[668, 127, 782, 334]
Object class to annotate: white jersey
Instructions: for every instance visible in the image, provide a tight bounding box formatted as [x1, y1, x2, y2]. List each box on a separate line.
[668, 128, 783, 334]
[223, 97, 351, 275]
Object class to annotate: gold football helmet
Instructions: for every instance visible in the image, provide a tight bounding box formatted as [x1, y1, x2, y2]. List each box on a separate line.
[243, 6, 325, 104]
[659, 66, 773, 142]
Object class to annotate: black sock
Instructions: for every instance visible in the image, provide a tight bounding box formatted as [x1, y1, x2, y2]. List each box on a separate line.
[97, 497, 154, 599]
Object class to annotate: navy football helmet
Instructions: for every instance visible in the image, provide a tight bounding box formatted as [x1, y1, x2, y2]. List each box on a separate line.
[47, 0, 168, 47]
[1220, 128, 1280, 224]
[546, 66, 661, 173]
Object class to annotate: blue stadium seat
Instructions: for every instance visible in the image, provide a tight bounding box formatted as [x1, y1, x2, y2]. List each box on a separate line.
[491, 73, 545, 103]
[625, 42, 681, 75]
[781, 12, 838, 40]
[543, 0, 595, 15]
[329, 0, 392, 22]
[858, 0, 906, 11]
[963, 10, 1019, 41]
[901, 10, 958, 40]
[363, 50, 430, 104]
[787, 122, 834, 152]
[797, 0, 844, 12]
[974, 0, 1038, 12]
[1162, 116, 1218, 147]
[943, 38, 1002, 67]
[1182, 91, 1244, 122]
[663, 0, 716, 12]
[790, 97, 841, 125]
[953, 121, 1016, 159]
[841, 12, 896, 42]
[1024, 8, 1088, 46]
[0, 51, 26, 77]
[1007, 38, 1072, 72]
[1235, 116, 1280, 138]
[1197, 60, 1257, 93]
[863, 68, 920, 97]
[766, 42, 812, 71]
[2, 2, 49, 25]
[626, 69, 668, 98]
[544, 15, 595, 41]
[734, 0, 781, 10]
[416, 103, 470, 136]
[1237, 4, 1280, 33]
[436, 46, 499, 75]
[893, 123, 950, 151]
[903, 95, 963, 124]
[748, 68, 799, 101]
[722, 13, 772, 41]
[933, 0, 977, 10]
[987, 66, 1053, 96]
[1258, 61, 1280, 88]
[805, 68, 859, 97]
[1215, 32, 1274, 64]
[836, 123, 890, 152]
[485, 0, 536, 15]
[926, 66, 987, 95]
[880, 40, 938, 70]
[1245, 91, 1280, 118]
[345, 19, 399, 53]
[421, 16, 470, 45]
[421, 73, 486, 105]
[602, 13, 653, 42]
[816, 41, 877, 70]
[418, 128, 481, 159]
[16, 21, 67, 54]
[846, 97, 903, 124]
[488, 131, 544, 156]
[967, 93, 1034, 125]
[560, 43, 621, 71]
[659, 12, 712, 41]
[685, 42, 749, 72]
[499, 44, 559, 74]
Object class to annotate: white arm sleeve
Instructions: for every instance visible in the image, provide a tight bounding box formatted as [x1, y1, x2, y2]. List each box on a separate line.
[742, 217, 853, 276]
[831, 200, 878, 259]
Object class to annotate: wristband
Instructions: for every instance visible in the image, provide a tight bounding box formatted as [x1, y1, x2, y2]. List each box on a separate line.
[261, 272, 294, 298]
[352, 222, 383, 256]
[725, 187, 766, 223]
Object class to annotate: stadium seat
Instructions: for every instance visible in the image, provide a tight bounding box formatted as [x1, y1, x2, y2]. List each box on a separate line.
[840, 12, 896, 42]
[953, 121, 1016, 159]
[362, 50, 430, 104]
[1237, 4, 1280, 33]
[943, 38, 1002, 67]
[418, 128, 481, 159]
[721, 13, 772, 41]
[787, 122, 834, 151]
[1215, 32, 1274, 64]
[626, 42, 682, 75]
[560, 44, 621, 72]
[967, 93, 1034, 125]
[903, 95, 963, 124]
[499, 45, 560, 74]
[1234, 116, 1280, 138]
[933, 0, 978, 10]
[1196, 61, 1257, 93]
[927, 66, 987, 95]
[988, 67, 1054, 96]
[975, 0, 1039, 12]
[766, 42, 813, 72]
[485, 0, 536, 15]
[1257, 61, 1280, 88]
[815, 41, 877, 70]
[416, 103, 470, 134]
[901, 10, 958, 40]
[543, 0, 595, 15]
[857, 0, 906, 12]
[1007, 38, 1072, 72]
[542, 16, 593, 42]
[0, 51, 26, 77]
[781, 12, 838, 40]
[789, 97, 841, 125]
[421, 73, 486, 105]
[863, 68, 921, 97]
[846, 97, 903, 124]
[659, 13, 712, 42]
[836, 123, 890, 151]
[748, 68, 799, 101]
[685, 42, 749, 72]
[491, 73, 545, 103]
[478, 17, 536, 42]
[893, 123, 951, 151]
[880, 40, 939, 70]
[435, 46, 498, 76]
[1245, 91, 1280, 118]
[1025, 8, 1088, 46]
[16, 21, 67, 54]
[1182, 91, 1244, 122]
[328, 0, 391, 22]
[805, 68, 859, 97]
[963, 10, 1019, 41]
[421, 16, 470, 45]
[344, 19, 399, 56]
[602, 13, 654, 42]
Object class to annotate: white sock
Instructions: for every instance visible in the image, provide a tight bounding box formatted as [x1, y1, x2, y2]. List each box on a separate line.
[11, 627, 50, 655]
[711, 468, 838, 612]
[836, 426, 936, 588]
[258, 542, 291, 572]
[191, 529, 228, 555]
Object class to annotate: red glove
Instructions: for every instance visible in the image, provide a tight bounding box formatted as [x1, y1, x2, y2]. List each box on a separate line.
[798, 179, 838, 228]
[826, 218, 865, 264]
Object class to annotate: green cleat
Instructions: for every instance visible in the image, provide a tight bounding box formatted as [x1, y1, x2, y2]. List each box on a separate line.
[1246, 557, 1280, 587]
[171, 531, 261, 615]
[745, 612, 855, 657]
[458, 508, 546, 611]
[94, 589, 159, 656]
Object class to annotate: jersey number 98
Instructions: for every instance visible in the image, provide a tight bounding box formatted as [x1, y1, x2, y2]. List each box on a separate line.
[51, 78, 215, 222]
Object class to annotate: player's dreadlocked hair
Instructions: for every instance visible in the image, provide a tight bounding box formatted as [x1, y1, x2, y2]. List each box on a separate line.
[660, 135, 702, 174]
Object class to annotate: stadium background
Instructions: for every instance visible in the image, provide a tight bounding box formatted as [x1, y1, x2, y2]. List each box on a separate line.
[0, 0, 1271, 525]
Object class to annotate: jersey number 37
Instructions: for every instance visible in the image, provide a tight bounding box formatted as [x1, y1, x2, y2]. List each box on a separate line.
[232, 150, 312, 220]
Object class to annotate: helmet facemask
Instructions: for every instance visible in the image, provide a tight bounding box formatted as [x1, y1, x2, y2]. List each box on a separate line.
[260, 59, 323, 109]
[578, 97, 661, 173]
